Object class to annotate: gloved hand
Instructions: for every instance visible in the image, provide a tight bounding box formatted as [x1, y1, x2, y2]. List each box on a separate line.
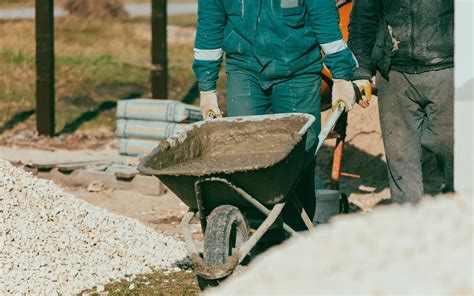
[353, 79, 372, 108]
[200, 91, 222, 119]
[331, 79, 356, 112]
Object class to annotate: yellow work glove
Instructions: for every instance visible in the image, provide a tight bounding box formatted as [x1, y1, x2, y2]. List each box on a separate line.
[200, 91, 222, 119]
[331, 79, 356, 112]
[353, 79, 372, 108]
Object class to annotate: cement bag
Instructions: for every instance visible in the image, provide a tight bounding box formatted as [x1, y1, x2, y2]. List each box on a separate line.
[116, 99, 203, 123]
[118, 138, 162, 156]
[117, 119, 186, 140]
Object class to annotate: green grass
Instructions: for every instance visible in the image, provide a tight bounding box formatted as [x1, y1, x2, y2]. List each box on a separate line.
[0, 48, 35, 65]
[81, 270, 200, 295]
[0, 46, 149, 131]
[0, 0, 197, 9]
[0, 17, 212, 135]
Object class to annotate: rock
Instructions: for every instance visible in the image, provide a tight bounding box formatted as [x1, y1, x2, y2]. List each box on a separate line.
[0, 160, 187, 294]
[96, 285, 105, 293]
[87, 180, 106, 192]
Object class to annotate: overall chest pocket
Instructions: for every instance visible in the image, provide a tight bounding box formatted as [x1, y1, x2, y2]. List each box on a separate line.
[280, 0, 304, 27]
[224, 0, 244, 17]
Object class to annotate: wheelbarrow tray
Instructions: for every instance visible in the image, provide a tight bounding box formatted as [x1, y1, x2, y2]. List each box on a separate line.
[138, 113, 315, 210]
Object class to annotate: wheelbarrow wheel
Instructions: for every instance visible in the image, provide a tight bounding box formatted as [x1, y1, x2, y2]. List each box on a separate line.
[197, 205, 249, 290]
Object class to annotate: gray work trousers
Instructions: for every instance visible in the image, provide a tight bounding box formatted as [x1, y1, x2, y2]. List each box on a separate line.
[377, 68, 454, 203]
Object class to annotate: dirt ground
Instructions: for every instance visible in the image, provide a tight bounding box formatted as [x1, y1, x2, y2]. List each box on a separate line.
[4, 95, 444, 232]
[60, 186, 203, 295]
[1, 97, 447, 294]
[58, 101, 391, 294]
[1, 3, 451, 294]
[67, 187, 201, 241]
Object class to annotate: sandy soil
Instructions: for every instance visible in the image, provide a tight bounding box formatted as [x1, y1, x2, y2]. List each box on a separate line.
[66, 187, 204, 243]
[0, 93, 452, 294]
[2, 96, 445, 229]
[3, 96, 443, 227]
[0, 127, 117, 151]
[58, 100, 394, 242]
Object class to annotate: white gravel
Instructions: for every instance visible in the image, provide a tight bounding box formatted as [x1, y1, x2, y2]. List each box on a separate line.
[0, 160, 187, 295]
[210, 194, 473, 295]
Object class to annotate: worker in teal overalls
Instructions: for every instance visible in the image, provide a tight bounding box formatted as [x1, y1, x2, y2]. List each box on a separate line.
[193, 0, 357, 236]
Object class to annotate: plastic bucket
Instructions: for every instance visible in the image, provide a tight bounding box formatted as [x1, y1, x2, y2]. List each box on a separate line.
[313, 189, 341, 224]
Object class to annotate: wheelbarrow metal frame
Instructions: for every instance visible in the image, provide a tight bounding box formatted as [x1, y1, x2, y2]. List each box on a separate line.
[182, 177, 308, 280]
[180, 103, 346, 280]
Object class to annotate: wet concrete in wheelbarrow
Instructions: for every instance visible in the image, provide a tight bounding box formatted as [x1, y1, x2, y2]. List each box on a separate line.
[142, 115, 308, 176]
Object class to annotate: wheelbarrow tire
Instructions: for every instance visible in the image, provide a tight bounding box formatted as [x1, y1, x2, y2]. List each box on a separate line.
[197, 205, 249, 290]
[204, 205, 249, 265]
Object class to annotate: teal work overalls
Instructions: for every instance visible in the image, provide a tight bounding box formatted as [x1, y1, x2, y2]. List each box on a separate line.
[193, 0, 356, 231]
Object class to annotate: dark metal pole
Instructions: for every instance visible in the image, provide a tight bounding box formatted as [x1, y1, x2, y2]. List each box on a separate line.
[35, 0, 55, 136]
[151, 0, 168, 99]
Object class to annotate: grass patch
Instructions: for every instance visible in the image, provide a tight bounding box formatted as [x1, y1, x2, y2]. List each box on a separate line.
[82, 270, 200, 295]
[0, 48, 34, 65]
[168, 14, 198, 27]
[0, 16, 215, 135]
[0, 0, 196, 9]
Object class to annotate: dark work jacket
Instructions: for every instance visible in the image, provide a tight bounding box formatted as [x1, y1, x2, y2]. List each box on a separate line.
[348, 0, 454, 80]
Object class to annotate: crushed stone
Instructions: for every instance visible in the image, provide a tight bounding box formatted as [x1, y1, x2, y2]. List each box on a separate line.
[0, 159, 187, 295]
[210, 194, 473, 295]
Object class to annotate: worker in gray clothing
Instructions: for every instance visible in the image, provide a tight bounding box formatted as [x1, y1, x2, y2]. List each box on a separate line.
[348, 0, 454, 203]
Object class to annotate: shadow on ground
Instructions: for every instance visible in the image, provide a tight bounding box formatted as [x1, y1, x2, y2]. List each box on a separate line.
[316, 142, 444, 198]
[59, 100, 118, 135]
[316, 142, 388, 195]
[0, 109, 35, 134]
[59, 80, 204, 135]
[58, 86, 145, 135]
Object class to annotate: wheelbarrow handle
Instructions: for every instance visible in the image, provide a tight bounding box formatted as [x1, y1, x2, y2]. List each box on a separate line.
[315, 101, 345, 156]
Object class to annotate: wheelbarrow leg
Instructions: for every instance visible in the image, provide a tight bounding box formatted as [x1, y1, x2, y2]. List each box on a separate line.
[194, 181, 207, 233]
[330, 111, 348, 190]
[291, 197, 314, 231]
[237, 202, 286, 264]
[181, 209, 199, 255]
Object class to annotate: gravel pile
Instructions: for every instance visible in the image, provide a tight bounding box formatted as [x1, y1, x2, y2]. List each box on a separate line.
[210, 194, 472, 295]
[0, 160, 187, 294]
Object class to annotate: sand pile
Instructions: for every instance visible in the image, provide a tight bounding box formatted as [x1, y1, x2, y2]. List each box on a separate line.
[210, 194, 473, 295]
[0, 160, 187, 294]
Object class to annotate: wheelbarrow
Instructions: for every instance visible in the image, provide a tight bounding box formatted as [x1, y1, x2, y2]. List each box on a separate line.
[138, 102, 346, 284]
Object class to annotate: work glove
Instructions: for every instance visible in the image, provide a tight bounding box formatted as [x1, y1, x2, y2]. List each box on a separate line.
[331, 79, 356, 112]
[353, 79, 372, 108]
[200, 91, 222, 119]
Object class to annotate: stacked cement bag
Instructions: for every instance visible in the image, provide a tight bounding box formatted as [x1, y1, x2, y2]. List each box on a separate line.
[116, 99, 202, 156]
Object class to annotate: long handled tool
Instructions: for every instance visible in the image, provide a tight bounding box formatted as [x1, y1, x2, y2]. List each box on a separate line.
[316, 81, 376, 155]
[316, 101, 346, 155]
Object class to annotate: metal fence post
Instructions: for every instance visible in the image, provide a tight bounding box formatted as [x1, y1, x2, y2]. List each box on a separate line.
[151, 0, 168, 99]
[35, 0, 55, 136]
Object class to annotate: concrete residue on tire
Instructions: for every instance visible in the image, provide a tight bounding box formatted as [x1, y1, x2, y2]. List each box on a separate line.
[198, 205, 249, 289]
